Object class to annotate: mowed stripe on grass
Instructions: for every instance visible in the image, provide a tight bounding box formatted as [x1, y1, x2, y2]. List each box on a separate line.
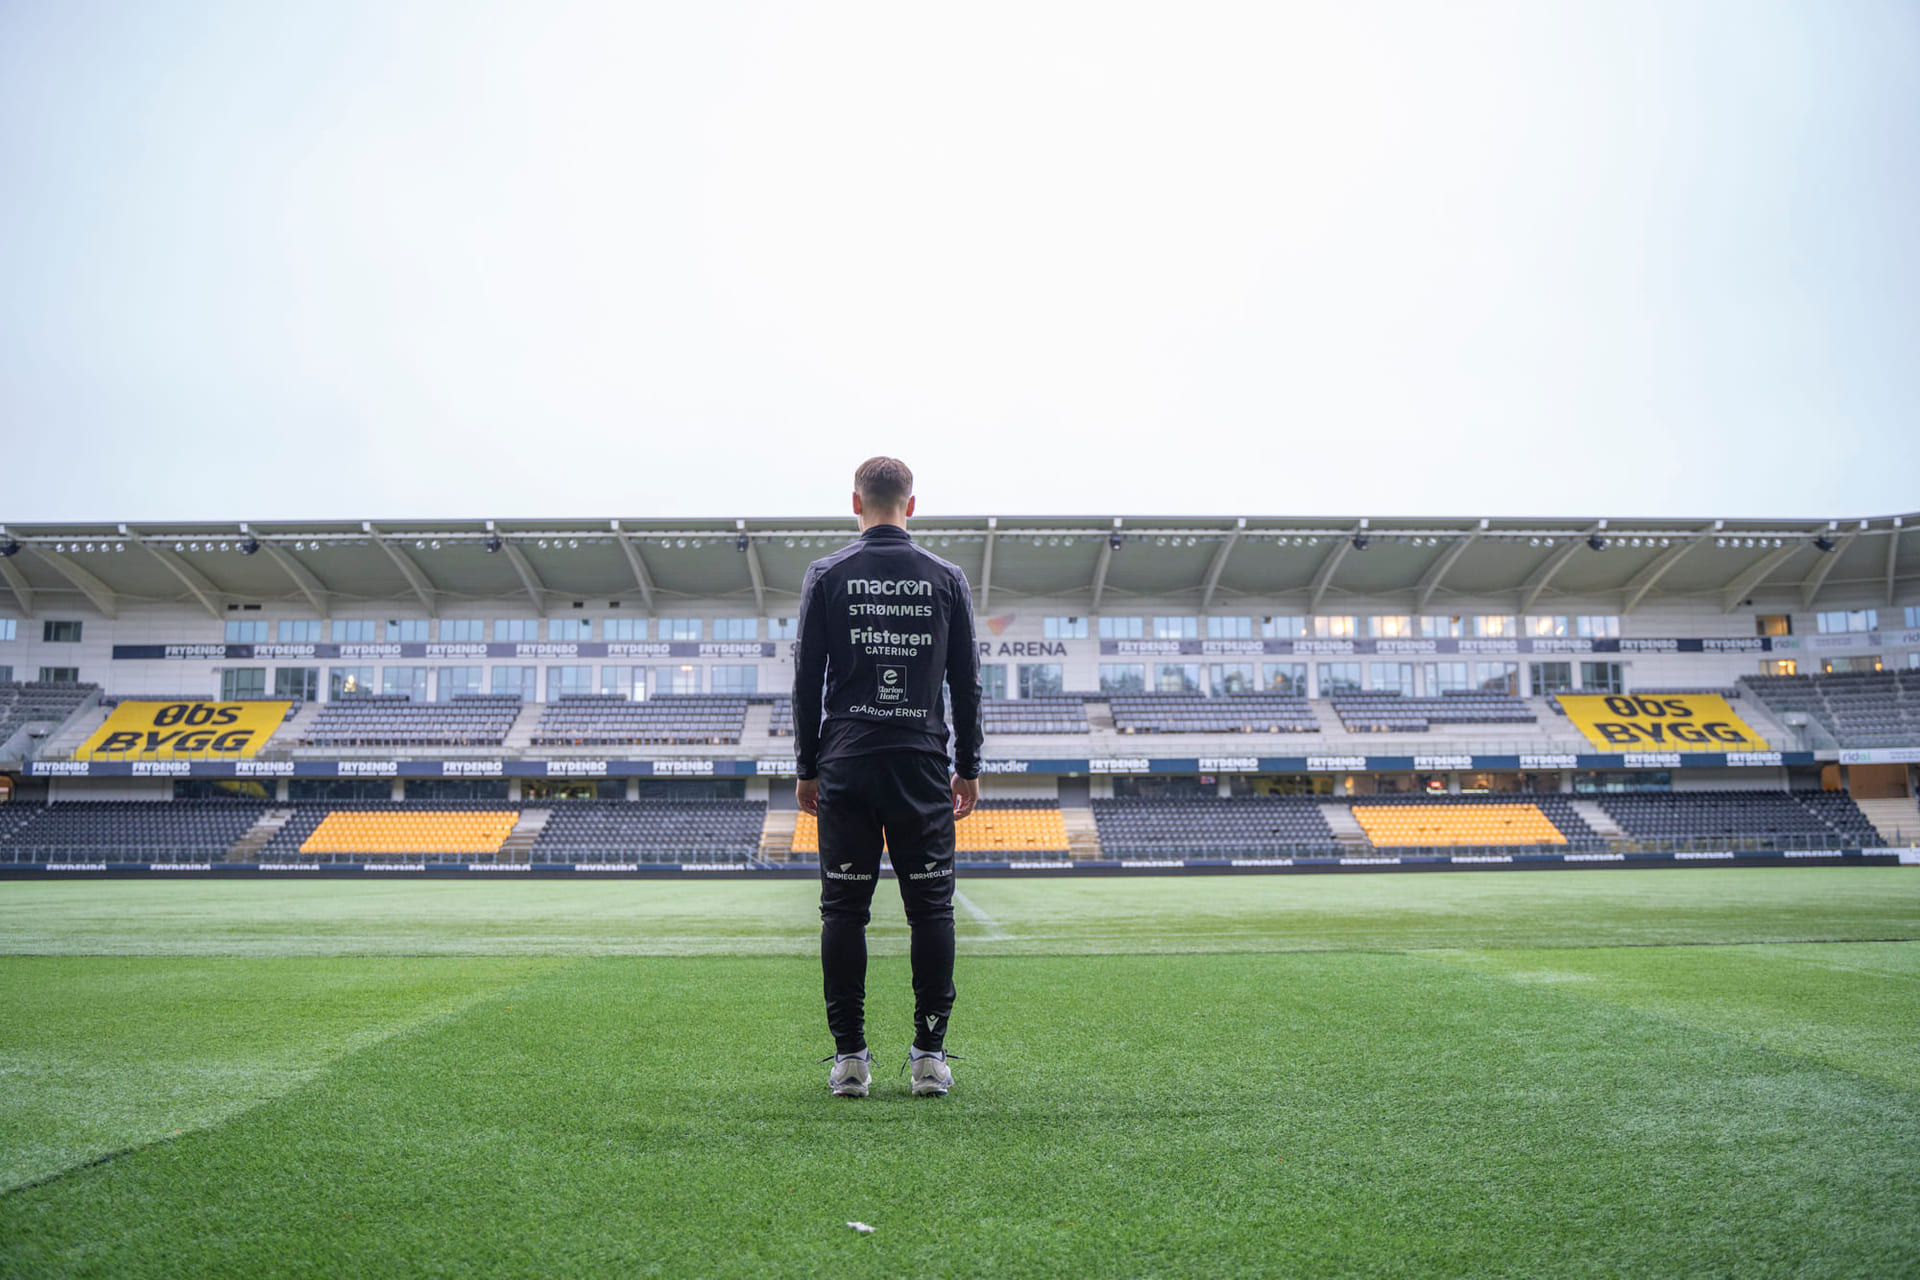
[0, 957, 567, 1191]
[2, 867, 1916, 956]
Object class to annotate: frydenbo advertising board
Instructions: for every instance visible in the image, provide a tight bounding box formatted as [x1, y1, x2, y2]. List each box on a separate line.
[1557, 694, 1768, 752]
[77, 700, 292, 760]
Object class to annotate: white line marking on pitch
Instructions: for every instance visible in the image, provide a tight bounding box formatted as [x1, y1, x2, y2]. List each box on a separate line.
[953, 890, 1008, 940]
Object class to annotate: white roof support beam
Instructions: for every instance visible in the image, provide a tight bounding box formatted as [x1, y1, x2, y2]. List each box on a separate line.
[1198, 519, 1244, 614]
[1798, 530, 1855, 611]
[1619, 527, 1710, 615]
[27, 545, 118, 619]
[124, 528, 223, 621]
[1517, 523, 1601, 614]
[254, 538, 332, 618]
[1306, 524, 1361, 614]
[1089, 519, 1120, 614]
[978, 518, 998, 614]
[500, 542, 548, 617]
[1412, 524, 1482, 615]
[1720, 542, 1801, 613]
[366, 524, 438, 618]
[0, 557, 33, 617]
[1886, 519, 1904, 607]
[610, 521, 656, 615]
[740, 526, 767, 616]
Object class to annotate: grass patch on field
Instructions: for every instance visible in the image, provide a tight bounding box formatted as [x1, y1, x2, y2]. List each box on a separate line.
[0, 957, 563, 1190]
[2, 870, 1917, 1277]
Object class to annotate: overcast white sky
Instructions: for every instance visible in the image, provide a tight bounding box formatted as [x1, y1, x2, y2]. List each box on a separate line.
[2, 1, 1915, 525]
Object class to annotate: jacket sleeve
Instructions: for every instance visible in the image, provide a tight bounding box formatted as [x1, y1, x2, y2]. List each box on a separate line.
[792, 565, 829, 780]
[945, 568, 984, 779]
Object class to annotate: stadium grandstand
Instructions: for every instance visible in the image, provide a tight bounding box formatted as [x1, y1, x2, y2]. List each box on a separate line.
[0, 512, 1915, 872]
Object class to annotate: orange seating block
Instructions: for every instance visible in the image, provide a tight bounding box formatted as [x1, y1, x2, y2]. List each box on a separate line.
[301, 810, 519, 856]
[791, 808, 1066, 856]
[1350, 804, 1566, 848]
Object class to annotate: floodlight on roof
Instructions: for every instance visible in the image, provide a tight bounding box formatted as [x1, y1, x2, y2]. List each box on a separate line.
[239, 537, 260, 556]
[485, 535, 503, 554]
[1813, 535, 1836, 553]
[1587, 533, 1608, 551]
[1109, 532, 1123, 551]
[1351, 532, 1369, 551]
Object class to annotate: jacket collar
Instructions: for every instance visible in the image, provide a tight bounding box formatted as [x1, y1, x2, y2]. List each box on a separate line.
[859, 524, 912, 542]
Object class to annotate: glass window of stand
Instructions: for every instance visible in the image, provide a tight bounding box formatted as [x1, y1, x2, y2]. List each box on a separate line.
[1572, 769, 1671, 794]
[1229, 774, 1337, 797]
[1111, 775, 1214, 799]
[522, 779, 625, 801]
[1345, 773, 1416, 795]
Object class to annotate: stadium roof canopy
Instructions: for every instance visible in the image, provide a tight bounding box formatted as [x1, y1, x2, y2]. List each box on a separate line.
[0, 513, 1913, 621]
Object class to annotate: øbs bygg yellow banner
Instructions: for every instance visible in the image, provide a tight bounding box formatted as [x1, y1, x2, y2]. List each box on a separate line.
[79, 700, 291, 760]
[1558, 694, 1767, 752]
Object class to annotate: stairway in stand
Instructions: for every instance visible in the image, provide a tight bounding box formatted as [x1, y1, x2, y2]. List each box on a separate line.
[227, 809, 294, 862]
[1318, 803, 1374, 853]
[500, 809, 551, 863]
[760, 809, 799, 862]
[1062, 807, 1102, 860]
[1571, 800, 1626, 839]
[1853, 797, 1918, 848]
[500, 703, 545, 754]
[271, 701, 325, 750]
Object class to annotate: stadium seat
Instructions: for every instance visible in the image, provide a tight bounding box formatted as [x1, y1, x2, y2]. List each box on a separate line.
[300, 694, 522, 748]
[0, 799, 268, 864]
[1595, 790, 1883, 847]
[1742, 671, 1920, 749]
[1090, 796, 1340, 857]
[531, 695, 748, 747]
[1330, 692, 1535, 733]
[981, 698, 1092, 735]
[0, 680, 102, 747]
[529, 800, 768, 864]
[1109, 694, 1318, 734]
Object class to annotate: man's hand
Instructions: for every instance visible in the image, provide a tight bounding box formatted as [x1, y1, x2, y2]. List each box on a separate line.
[796, 778, 819, 815]
[951, 775, 979, 819]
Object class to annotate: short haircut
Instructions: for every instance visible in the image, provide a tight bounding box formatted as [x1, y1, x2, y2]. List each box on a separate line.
[854, 456, 913, 511]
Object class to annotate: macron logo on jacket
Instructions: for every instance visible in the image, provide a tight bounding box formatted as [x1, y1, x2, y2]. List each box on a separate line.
[847, 578, 933, 596]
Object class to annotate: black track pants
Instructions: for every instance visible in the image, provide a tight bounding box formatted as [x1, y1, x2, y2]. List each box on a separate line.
[817, 750, 957, 1055]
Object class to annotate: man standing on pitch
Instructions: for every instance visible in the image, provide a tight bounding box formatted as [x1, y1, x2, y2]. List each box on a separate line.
[793, 457, 983, 1098]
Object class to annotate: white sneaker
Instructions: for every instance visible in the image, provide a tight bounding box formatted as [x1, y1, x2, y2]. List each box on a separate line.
[909, 1048, 953, 1097]
[827, 1050, 871, 1097]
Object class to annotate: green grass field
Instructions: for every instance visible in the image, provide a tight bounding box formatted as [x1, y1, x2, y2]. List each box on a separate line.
[3, 869, 1917, 1278]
